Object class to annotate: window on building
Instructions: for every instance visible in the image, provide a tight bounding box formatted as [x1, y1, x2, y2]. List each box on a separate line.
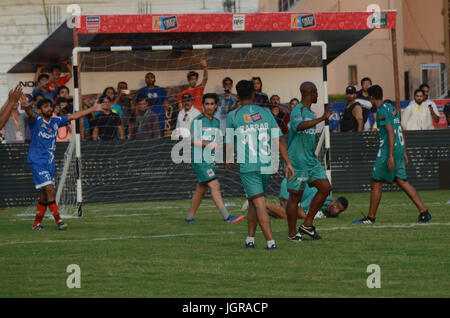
[348, 65, 358, 86]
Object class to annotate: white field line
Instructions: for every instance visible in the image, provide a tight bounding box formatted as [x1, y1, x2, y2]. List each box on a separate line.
[0, 222, 449, 247]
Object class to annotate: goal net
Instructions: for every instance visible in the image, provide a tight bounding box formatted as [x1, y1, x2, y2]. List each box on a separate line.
[53, 42, 329, 216]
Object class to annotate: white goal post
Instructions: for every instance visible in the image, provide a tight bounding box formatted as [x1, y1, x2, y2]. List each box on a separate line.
[59, 41, 330, 216]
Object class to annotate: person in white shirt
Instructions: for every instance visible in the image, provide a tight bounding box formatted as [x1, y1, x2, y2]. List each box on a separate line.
[419, 84, 440, 124]
[175, 93, 201, 138]
[401, 89, 434, 130]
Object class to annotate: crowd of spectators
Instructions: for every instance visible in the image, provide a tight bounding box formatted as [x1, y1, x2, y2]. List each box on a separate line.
[1, 63, 449, 144]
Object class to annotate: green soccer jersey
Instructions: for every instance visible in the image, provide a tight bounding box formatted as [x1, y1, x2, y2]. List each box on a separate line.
[190, 114, 221, 164]
[226, 105, 282, 173]
[376, 103, 405, 160]
[287, 103, 320, 170]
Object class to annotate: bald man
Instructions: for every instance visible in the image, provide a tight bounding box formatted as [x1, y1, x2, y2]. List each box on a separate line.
[286, 82, 334, 242]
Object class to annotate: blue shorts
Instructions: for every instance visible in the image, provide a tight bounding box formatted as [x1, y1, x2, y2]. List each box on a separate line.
[31, 163, 55, 189]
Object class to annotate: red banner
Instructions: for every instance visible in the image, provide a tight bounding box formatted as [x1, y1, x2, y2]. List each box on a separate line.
[76, 12, 396, 34]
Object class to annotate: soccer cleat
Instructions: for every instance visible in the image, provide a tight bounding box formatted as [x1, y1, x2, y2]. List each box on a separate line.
[352, 216, 376, 224]
[266, 244, 278, 250]
[225, 215, 245, 223]
[287, 233, 303, 242]
[184, 218, 196, 223]
[32, 224, 44, 231]
[417, 211, 432, 223]
[298, 224, 322, 240]
[241, 200, 249, 212]
[57, 220, 68, 231]
[245, 242, 255, 249]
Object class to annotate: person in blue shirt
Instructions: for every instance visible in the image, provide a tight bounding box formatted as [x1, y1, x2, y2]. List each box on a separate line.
[22, 97, 102, 231]
[135, 72, 168, 134]
[32, 74, 57, 103]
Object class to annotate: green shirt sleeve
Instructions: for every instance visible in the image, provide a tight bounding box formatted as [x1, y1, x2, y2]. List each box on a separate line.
[377, 106, 393, 127]
[225, 111, 235, 144]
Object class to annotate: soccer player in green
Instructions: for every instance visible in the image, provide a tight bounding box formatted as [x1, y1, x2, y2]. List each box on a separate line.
[226, 80, 294, 250]
[185, 93, 244, 224]
[286, 82, 333, 242]
[353, 85, 432, 224]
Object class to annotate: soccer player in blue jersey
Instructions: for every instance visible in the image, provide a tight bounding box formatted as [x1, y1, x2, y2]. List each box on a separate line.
[22, 97, 102, 230]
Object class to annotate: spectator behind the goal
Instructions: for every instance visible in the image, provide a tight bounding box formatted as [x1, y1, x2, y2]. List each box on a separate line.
[280, 97, 299, 135]
[251, 76, 269, 107]
[92, 95, 125, 141]
[116, 81, 135, 135]
[55, 86, 73, 113]
[340, 85, 363, 132]
[215, 77, 238, 135]
[444, 103, 450, 128]
[356, 77, 376, 131]
[34, 62, 72, 93]
[175, 93, 201, 138]
[53, 98, 75, 142]
[32, 73, 57, 103]
[135, 73, 167, 134]
[401, 88, 434, 130]
[128, 96, 161, 140]
[163, 101, 178, 137]
[418, 83, 440, 124]
[269, 94, 285, 129]
[178, 57, 208, 113]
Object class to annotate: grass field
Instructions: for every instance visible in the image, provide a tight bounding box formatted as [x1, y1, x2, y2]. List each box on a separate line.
[0, 190, 449, 298]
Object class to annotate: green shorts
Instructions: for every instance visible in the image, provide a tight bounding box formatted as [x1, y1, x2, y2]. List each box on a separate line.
[192, 163, 217, 185]
[287, 163, 328, 193]
[372, 157, 407, 183]
[240, 172, 271, 200]
[279, 178, 289, 200]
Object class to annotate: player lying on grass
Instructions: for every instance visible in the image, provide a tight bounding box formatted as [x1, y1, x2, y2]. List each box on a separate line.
[185, 93, 244, 224]
[22, 96, 103, 230]
[226, 80, 294, 250]
[353, 85, 432, 224]
[241, 178, 348, 219]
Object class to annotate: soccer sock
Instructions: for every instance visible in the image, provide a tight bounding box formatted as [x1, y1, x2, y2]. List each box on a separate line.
[185, 212, 195, 220]
[219, 207, 230, 220]
[267, 240, 275, 248]
[47, 201, 62, 224]
[246, 236, 255, 244]
[33, 202, 47, 227]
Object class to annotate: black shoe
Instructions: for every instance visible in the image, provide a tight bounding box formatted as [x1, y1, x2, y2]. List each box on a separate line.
[266, 244, 278, 250]
[287, 233, 303, 242]
[352, 216, 376, 224]
[245, 242, 255, 249]
[298, 224, 322, 240]
[32, 224, 44, 231]
[418, 210, 432, 223]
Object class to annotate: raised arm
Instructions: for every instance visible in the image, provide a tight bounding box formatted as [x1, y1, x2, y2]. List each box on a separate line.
[34, 65, 44, 84]
[62, 61, 73, 81]
[67, 102, 103, 121]
[0, 85, 23, 129]
[200, 57, 208, 88]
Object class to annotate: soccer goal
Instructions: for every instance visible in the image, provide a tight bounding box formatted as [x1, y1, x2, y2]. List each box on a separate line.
[55, 41, 330, 216]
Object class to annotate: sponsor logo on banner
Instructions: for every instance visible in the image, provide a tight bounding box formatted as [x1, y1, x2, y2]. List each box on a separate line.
[86, 16, 100, 32]
[233, 14, 245, 31]
[291, 14, 316, 29]
[153, 16, 178, 31]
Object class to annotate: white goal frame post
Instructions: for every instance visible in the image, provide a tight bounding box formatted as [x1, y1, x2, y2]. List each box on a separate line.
[62, 41, 330, 216]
